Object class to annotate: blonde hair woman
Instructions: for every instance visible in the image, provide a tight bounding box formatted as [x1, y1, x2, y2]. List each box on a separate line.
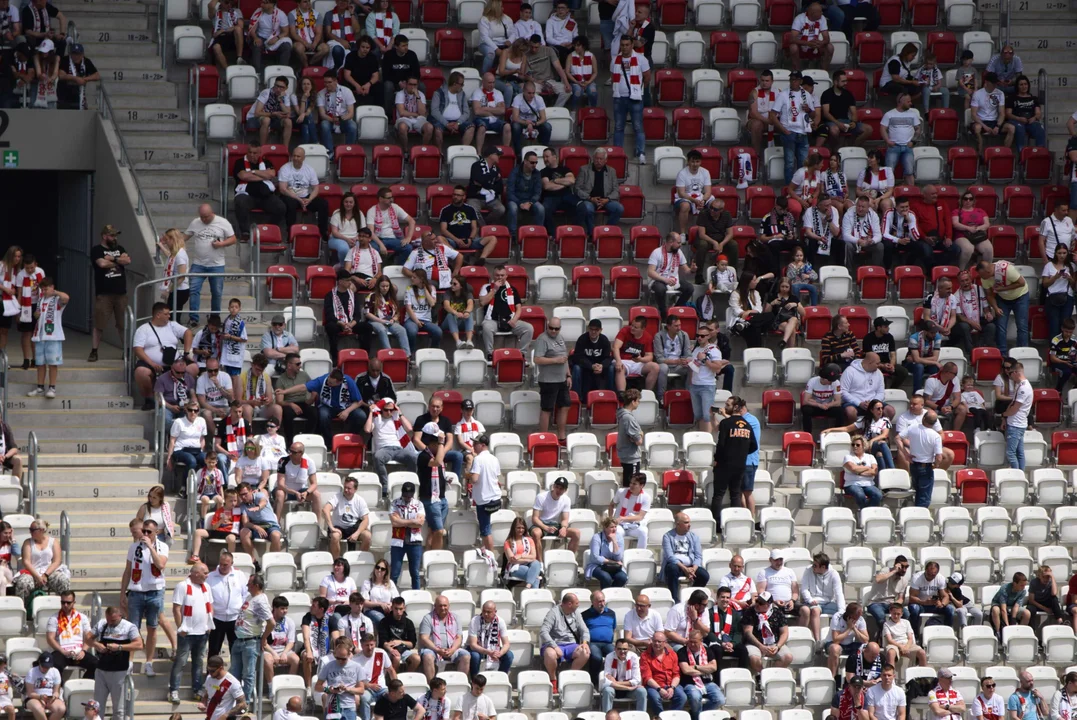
[0, 246, 23, 352]
[158, 229, 190, 323]
[480, 0, 518, 73]
[13, 518, 69, 599]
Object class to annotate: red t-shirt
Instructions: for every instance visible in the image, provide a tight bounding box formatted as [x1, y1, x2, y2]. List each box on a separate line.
[616, 327, 653, 360]
[1066, 573, 1077, 604]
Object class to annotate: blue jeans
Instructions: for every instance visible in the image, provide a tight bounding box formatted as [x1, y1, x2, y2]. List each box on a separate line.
[599, 19, 614, 51]
[592, 565, 628, 588]
[995, 291, 1029, 355]
[328, 237, 352, 263]
[404, 318, 443, 350]
[1006, 423, 1026, 470]
[572, 363, 617, 398]
[685, 683, 725, 718]
[544, 193, 577, 233]
[506, 200, 547, 236]
[1009, 120, 1046, 151]
[1047, 296, 1074, 339]
[507, 560, 544, 587]
[867, 602, 907, 631]
[369, 321, 411, 355]
[922, 86, 951, 114]
[576, 200, 625, 236]
[170, 632, 208, 693]
[845, 483, 883, 508]
[364, 609, 386, 627]
[469, 649, 514, 676]
[601, 686, 648, 712]
[886, 143, 915, 177]
[614, 96, 645, 157]
[910, 462, 934, 508]
[663, 562, 710, 603]
[443, 450, 463, 481]
[171, 449, 205, 471]
[390, 543, 423, 589]
[792, 282, 819, 306]
[127, 589, 165, 630]
[903, 360, 938, 393]
[359, 688, 387, 720]
[780, 132, 810, 184]
[479, 41, 502, 73]
[228, 636, 260, 699]
[690, 383, 716, 422]
[188, 264, 225, 324]
[647, 686, 688, 713]
[872, 441, 895, 470]
[319, 119, 358, 153]
[511, 121, 552, 157]
[908, 603, 954, 636]
[299, 114, 317, 144]
[441, 314, 474, 336]
[572, 82, 599, 108]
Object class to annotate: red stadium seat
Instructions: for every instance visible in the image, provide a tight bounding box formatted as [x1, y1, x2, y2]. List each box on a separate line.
[305, 265, 336, 300]
[803, 305, 832, 340]
[409, 145, 442, 183]
[619, 185, 646, 224]
[518, 225, 550, 263]
[373, 145, 404, 183]
[1033, 389, 1063, 426]
[746, 185, 775, 221]
[558, 146, 590, 176]
[191, 64, 219, 101]
[858, 107, 883, 144]
[630, 226, 662, 263]
[518, 306, 547, 338]
[988, 225, 1019, 261]
[731, 225, 756, 257]
[641, 107, 668, 142]
[606, 432, 620, 466]
[315, 183, 343, 217]
[600, 147, 629, 182]
[662, 469, 696, 504]
[984, 146, 1015, 184]
[300, 65, 327, 93]
[762, 389, 795, 428]
[664, 390, 695, 428]
[387, 184, 420, 218]
[266, 265, 299, 303]
[710, 31, 741, 67]
[419, 0, 449, 24]
[434, 29, 465, 65]
[555, 225, 589, 264]
[1025, 225, 1042, 261]
[936, 185, 961, 206]
[764, 0, 795, 27]
[630, 306, 661, 336]
[970, 347, 1002, 382]
[289, 223, 321, 263]
[578, 107, 610, 144]
[909, 0, 937, 26]
[1002, 187, 1035, 224]
[254, 224, 286, 256]
[854, 32, 885, 66]
[459, 267, 490, 303]
[967, 185, 998, 219]
[338, 348, 369, 377]
[926, 31, 957, 65]
[843, 69, 868, 104]
[377, 348, 410, 385]
[840, 306, 871, 337]
[528, 432, 561, 469]
[349, 183, 379, 214]
[928, 108, 960, 144]
[587, 390, 620, 429]
[673, 108, 705, 145]
[931, 266, 960, 286]
[728, 69, 758, 106]
[894, 265, 925, 302]
[482, 226, 512, 261]
[667, 306, 698, 339]
[947, 146, 979, 183]
[711, 185, 740, 217]
[892, 185, 922, 204]
[493, 349, 526, 386]
[1054, 430, 1077, 465]
[426, 184, 454, 219]
[610, 265, 642, 304]
[727, 146, 758, 184]
[433, 390, 463, 424]
[693, 147, 723, 179]
[857, 266, 888, 301]
[1031, 305, 1049, 342]
[955, 468, 988, 503]
[572, 265, 605, 302]
[334, 145, 367, 182]
[875, 0, 903, 27]
[1041, 185, 1069, 216]
[941, 431, 967, 466]
[783, 431, 815, 468]
[332, 434, 365, 470]
[913, 307, 925, 325]
[593, 225, 625, 263]
[420, 67, 445, 100]
[1020, 147, 1053, 184]
[657, 0, 688, 25]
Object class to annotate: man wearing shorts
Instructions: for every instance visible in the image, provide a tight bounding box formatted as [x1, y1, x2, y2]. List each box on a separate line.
[533, 318, 571, 442]
[416, 422, 451, 551]
[740, 592, 794, 672]
[469, 434, 502, 552]
[540, 593, 591, 691]
[322, 476, 371, 556]
[418, 595, 469, 680]
[613, 317, 660, 393]
[378, 597, 421, 673]
[237, 482, 283, 556]
[89, 224, 129, 363]
[529, 476, 580, 562]
[120, 519, 168, 677]
[274, 441, 322, 519]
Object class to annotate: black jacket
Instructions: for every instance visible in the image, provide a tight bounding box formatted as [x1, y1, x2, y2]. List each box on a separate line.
[355, 371, 396, 407]
[467, 158, 503, 202]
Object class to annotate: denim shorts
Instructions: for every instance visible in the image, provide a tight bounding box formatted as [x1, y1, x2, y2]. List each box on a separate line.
[222, 364, 243, 377]
[127, 588, 165, 629]
[423, 498, 449, 531]
[33, 340, 63, 366]
[690, 383, 716, 421]
[743, 465, 758, 491]
[476, 503, 498, 537]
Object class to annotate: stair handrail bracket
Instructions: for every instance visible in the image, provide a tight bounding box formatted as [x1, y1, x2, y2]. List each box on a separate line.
[26, 431, 38, 517]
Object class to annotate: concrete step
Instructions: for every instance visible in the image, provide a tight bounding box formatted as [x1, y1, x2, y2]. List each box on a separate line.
[51, 520, 172, 539]
[65, 14, 149, 29]
[82, 42, 160, 58]
[980, 0, 1072, 10]
[67, 536, 190, 554]
[110, 107, 185, 123]
[38, 466, 162, 485]
[133, 161, 209, 173]
[8, 408, 153, 427]
[117, 132, 196, 149]
[138, 170, 212, 188]
[6, 381, 129, 397]
[7, 365, 125, 382]
[38, 507, 178, 527]
[81, 31, 157, 44]
[16, 424, 148, 442]
[66, 2, 152, 14]
[118, 120, 190, 133]
[37, 480, 159, 499]
[102, 77, 174, 93]
[143, 187, 214, 204]
[52, 558, 197, 580]
[31, 450, 154, 465]
[4, 395, 136, 411]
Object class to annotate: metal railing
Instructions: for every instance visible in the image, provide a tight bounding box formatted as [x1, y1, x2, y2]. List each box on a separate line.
[89, 591, 103, 625]
[154, 392, 167, 475]
[999, 0, 1011, 49]
[157, 1, 168, 70]
[255, 652, 265, 719]
[0, 350, 8, 414]
[97, 84, 160, 243]
[26, 432, 38, 517]
[123, 674, 135, 720]
[59, 510, 70, 567]
[185, 467, 197, 562]
[188, 65, 204, 156]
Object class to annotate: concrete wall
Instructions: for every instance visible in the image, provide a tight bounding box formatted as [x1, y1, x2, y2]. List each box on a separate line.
[0, 109, 97, 170]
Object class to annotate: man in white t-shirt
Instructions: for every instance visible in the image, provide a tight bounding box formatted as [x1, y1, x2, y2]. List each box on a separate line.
[647, 232, 694, 319]
[880, 93, 921, 186]
[184, 204, 238, 327]
[403, 232, 462, 292]
[802, 363, 844, 434]
[1038, 201, 1076, 261]
[276, 146, 329, 239]
[528, 477, 579, 561]
[971, 72, 1015, 155]
[470, 72, 511, 151]
[928, 669, 967, 720]
[133, 303, 194, 410]
[469, 435, 502, 552]
[198, 656, 246, 720]
[263, 596, 299, 685]
[245, 75, 296, 145]
[866, 665, 907, 720]
[1002, 362, 1033, 471]
[756, 550, 798, 615]
[322, 476, 371, 556]
[970, 675, 1004, 720]
[365, 186, 417, 264]
[611, 36, 650, 164]
[274, 441, 322, 517]
[881, 601, 925, 667]
[46, 591, 95, 677]
[120, 519, 169, 677]
[510, 81, 552, 156]
[769, 70, 819, 184]
[623, 593, 664, 650]
[786, 2, 833, 71]
[395, 76, 433, 146]
[456, 675, 496, 720]
[906, 560, 950, 638]
[168, 563, 215, 704]
[317, 70, 357, 153]
[673, 149, 713, 241]
[247, 0, 292, 72]
[720, 555, 757, 610]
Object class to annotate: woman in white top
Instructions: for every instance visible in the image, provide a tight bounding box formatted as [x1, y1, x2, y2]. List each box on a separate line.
[259, 420, 288, 465]
[366, 275, 411, 355]
[0, 246, 23, 353]
[1043, 243, 1076, 338]
[0, 522, 16, 595]
[360, 559, 398, 624]
[479, 0, 518, 74]
[496, 38, 530, 107]
[856, 150, 895, 214]
[136, 484, 176, 547]
[158, 229, 191, 323]
[728, 271, 772, 348]
[787, 152, 823, 218]
[823, 398, 895, 470]
[839, 435, 881, 508]
[329, 192, 366, 264]
[13, 519, 69, 599]
[167, 403, 208, 472]
[235, 438, 272, 491]
[822, 154, 854, 212]
[319, 556, 357, 613]
[403, 268, 442, 352]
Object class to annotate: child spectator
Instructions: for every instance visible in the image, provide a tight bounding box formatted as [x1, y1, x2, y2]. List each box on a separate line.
[220, 298, 248, 398]
[959, 375, 990, 431]
[26, 277, 67, 400]
[956, 50, 977, 104]
[0, 653, 13, 720]
[197, 453, 227, 518]
[192, 314, 223, 370]
[914, 52, 947, 115]
[15, 253, 44, 370]
[189, 488, 242, 563]
[701, 255, 737, 321]
[785, 246, 819, 306]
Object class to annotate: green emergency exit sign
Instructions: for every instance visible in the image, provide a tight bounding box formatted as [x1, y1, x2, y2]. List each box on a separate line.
[2, 151, 18, 169]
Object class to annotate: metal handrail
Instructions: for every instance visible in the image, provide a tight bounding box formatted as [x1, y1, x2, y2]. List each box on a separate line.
[97, 84, 160, 243]
[59, 510, 70, 567]
[155, 392, 166, 475]
[999, 0, 1011, 49]
[189, 65, 202, 156]
[26, 432, 38, 517]
[123, 673, 135, 720]
[123, 305, 135, 397]
[89, 591, 103, 626]
[185, 468, 197, 562]
[0, 350, 8, 414]
[255, 648, 264, 718]
[158, 0, 167, 70]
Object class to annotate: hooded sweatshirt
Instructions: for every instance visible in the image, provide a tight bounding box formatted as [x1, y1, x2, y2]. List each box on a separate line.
[616, 407, 642, 464]
[800, 566, 846, 607]
[840, 359, 885, 407]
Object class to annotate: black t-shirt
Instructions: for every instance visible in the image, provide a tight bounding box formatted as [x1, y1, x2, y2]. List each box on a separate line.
[344, 50, 380, 87]
[697, 209, 733, 243]
[20, 3, 57, 36]
[372, 695, 416, 720]
[591, 166, 609, 200]
[598, 0, 616, 20]
[414, 413, 452, 440]
[541, 164, 572, 199]
[381, 49, 419, 87]
[861, 332, 897, 364]
[821, 87, 856, 123]
[91, 242, 128, 296]
[233, 156, 277, 186]
[377, 613, 417, 650]
[844, 643, 882, 679]
[438, 202, 480, 241]
[677, 644, 719, 684]
[1005, 94, 1039, 120]
[416, 447, 448, 501]
[57, 56, 98, 105]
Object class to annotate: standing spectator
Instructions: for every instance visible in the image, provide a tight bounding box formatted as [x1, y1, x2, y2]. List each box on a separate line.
[565, 36, 598, 108]
[972, 73, 1015, 155]
[289, 0, 327, 67]
[380, 35, 419, 113]
[322, 0, 357, 69]
[341, 37, 380, 107]
[977, 260, 1029, 355]
[247, 0, 292, 72]
[1038, 201, 1075, 266]
[880, 94, 921, 187]
[413, 422, 452, 551]
[168, 563, 214, 704]
[21, 0, 66, 54]
[207, 552, 248, 659]
[388, 482, 424, 590]
[157, 231, 190, 324]
[47, 591, 95, 678]
[24, 277, 66, 399]
[770, 71, 818, 185]
[540, 594, 591, 692]
[574, 148, 624, 235]
[899, 410, 944, 508]
[661, 513, 710, 603]
[314, 637, 363, 720]
[246, 75, 295, 145]
[787, 2, 832, 70]
[478, 264, 533, 356]
[689, 321, 730, 431]
[469, 434, 502, 552]
[198, 656, 247, 720]
[711, 397, 758, 517]
[89, 607, 142, 720]
[317, 71, 357, 153]
[599, 638, 646, 712]
[365, 398, 418, 493]
[299, 597, 342, 687]
[120, 519, 168, 676]
[506, 151, 545, 235]
[533, 317, 571, 440]
[741, 593, 794, 674]
[1006, 75, 1046, 151]
[278, 147, 329, 240]
[611, 36, 649, 165]
[183, 205, 237, 327]
[88, 226, 128, 362]
[986, 45, 1022, 95]
[56, 43, 97, 109]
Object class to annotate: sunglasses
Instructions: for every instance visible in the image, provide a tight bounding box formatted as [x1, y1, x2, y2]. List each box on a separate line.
[985, 684, 996, 688]
[186, 408, 199, 413]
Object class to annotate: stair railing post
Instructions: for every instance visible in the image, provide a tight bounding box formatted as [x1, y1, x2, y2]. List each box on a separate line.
[26, 431, 37, 517]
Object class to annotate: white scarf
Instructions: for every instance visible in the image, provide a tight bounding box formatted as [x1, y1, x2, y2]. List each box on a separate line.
[331, 288, 356, 324]
[67, 56, 87, 109]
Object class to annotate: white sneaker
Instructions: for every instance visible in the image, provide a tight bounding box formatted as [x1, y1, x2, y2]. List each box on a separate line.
[456, 340, 465, 349]
[45, 388, 55, 399]
[144, 663, 156, 677]
[26, 387, 43, 397]
[168, 692, 180, 704]
[638, 153, 647, 165]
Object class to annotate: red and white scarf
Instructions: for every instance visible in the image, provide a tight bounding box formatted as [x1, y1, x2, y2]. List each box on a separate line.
[162, 253, 178, 293]
[373, 399, 411, 446]
[223, 415, 247, 455]
[730, 576, 752, 606]
[712, 604, 734, 636]
[612, 52, 643, 99]
[347, 243, 381, 277]
[332, 288, 356, 324]
[685, 645, 709, 688]
[430, 611, 459, 649]
[421, 246, 451, 287]
[183, 581, 213, 617]
[629, 18, 648, 44]
[214, 4, 240, 32]
[246, 369, 268, 402]
[373, 204, 403, 238]
[18, 267, 44, 323]
[249, 7, 282, 39]
[618, 490, 643, 517]
[507, 536, 533, 559]
[370, 295, 397, 322]
[210, 505, 242, 534]
[372, 11, 395, 46]
[610, 656, 633, 681]
[198, 467, 226, 497]
[456, 419, 482, 451]
[569, 52, 594, 82]
[329, 9, 355, 43]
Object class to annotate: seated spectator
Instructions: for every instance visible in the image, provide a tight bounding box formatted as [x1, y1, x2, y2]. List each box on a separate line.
[800, 553, 846, 641]
[155, 358, 197, 432]
[972, 73, 1015, 155]
[600, 639, 646, 712]
[883, 196, 930, 271]
[674, 150, 713, 243]
[14, 519, 68, 599]
[765, 278, 805, 351]
[610, 471, 650, 548]
[437, 186, 498, 264]
[380, 34, 420, 114]
[168, 402, 208, 473]
[665, 590, 711, 651]
[929, 669, 967, 720]
[586, 518, 628, 589]
[741, 593, 794, 673]
[904, 320, 941, 393]
[467, 601, 513, 676]
[647, 233, 694, 319]
[914, 52, 947, 115]
[196, 455, 226, 517]
[323, 267, 361, 357]
[211, 402, 247, 481]
[1007, 75, 1045, 151]
[56, 43, 98, 110]
[575, 148, 624, 236]
[787, 2, 832, 70]
[343, 228, 387, 292]
[289, 0, 327, 67]
[471, 74, 511, 152]
[821, 315, 860, 369]
[539, 147, 576, 234]
[233, 142, 286, 240]
[259, 315, 298, 374]
[47, 590, 95, 678]
[389, 482, 424, 590]
[923, 361, 968, 431]
[728, 272, 774, 349]
[360, 561, 397, 629]
[881, 43, 920, 102]
[365, 0, 398, 55]
[787, 153, 823, 219]
[507, 150, 545, 235]
[863, 556, 910, 634]
[24, 653, 64, 720]
[319, 557, 355, 615]
[572, 319, 615, 399]
[679, 628, 724, 719]
[478, 264, 533, 356]
[836, 674, 867, 720]
[378, 595, 420, 673]
[565, 36, 598, 108]
[363, 275, 411, 357]
[661, 513, 711, 603]
[189, 487, 241, 561]
[818, 71, 870, 152]
[278, 146, 329, 240]
[843, 195, 884, 268]
[237, 480, 283, 558]
[840, 352, 892, 425]
[453, 399, 484, 474]
[494, 38, 529, 107]
[613, 316, 660, 393]
[510, 83, 552, 157]
[907, 560, 951, 639]
[1051, 318, 1077, 392]
[910, 185, 957, 269]
[351, 634, 390, 720]
[274, 438, 322, 519]
[801, 363, 844, 434]
[695, 199, 736, 283]
[844, 641, 883, 687]
[246, 76, 295, 145]
[540, 593, 591, 691]
[504, 516, 543, 588]
[828, 603, 870, 678]
[394, 76, 433, 147]
[22, 0, 66, 56]
[402, 270, 443, 352]
[272, 353, 312, 442]
[316, 71, 357, 153]
[341, 37, 380, 108]
[366, 187, 416, 265]
[1027, 564, 1066, 625]
[233, 437, 270, 492]
[881, 602, 925, 667]
[467, 144, 508, 224]
[354, 358, 396, 430]
[133, 303, 194, 411]
[760, 197, 799, 267]
[842, 434, 883, 507]
[529, 476, 580, 561]
[855, 150, 894, 215]
[640, 632, 686, 714]
[545, 0, 577, 62]
[206, 0, 244, 71]
[991, 572, 1031, 636]
[247, 0, 293, 72]
[478, 0, 517, 74]
[239, 354, 281, 425]
[951, 193, 993, 271]
[863, 318, 908, 389]
[803, 196, 842, 269]
[298, 597, 341, 687]
[986, 45, 1022, 95]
